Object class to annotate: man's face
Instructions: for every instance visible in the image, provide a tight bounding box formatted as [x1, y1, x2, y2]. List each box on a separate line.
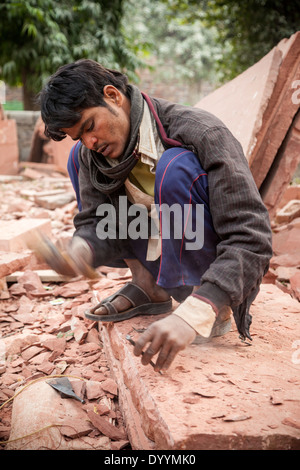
[61, 86, 131, 159]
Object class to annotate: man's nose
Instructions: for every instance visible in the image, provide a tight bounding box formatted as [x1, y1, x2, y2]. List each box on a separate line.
[83, 134, 97, 149]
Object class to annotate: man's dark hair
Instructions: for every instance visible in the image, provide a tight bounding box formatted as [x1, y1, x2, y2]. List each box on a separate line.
[39, 59, 129, 141]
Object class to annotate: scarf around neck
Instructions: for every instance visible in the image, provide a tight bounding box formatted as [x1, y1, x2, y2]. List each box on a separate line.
[86, 84, 144, 195]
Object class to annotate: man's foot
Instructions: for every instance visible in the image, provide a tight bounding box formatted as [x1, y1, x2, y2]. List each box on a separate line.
[92, 259, 170, 316]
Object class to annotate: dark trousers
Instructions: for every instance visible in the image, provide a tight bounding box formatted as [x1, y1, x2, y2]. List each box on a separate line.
[68, 145, 219, 302]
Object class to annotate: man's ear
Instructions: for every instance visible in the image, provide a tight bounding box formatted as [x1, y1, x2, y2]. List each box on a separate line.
[103, 85, 122, 106]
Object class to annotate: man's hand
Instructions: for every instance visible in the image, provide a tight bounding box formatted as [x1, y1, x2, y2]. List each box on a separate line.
[133, 314, 197, 372]
[68, 236, 94, 277]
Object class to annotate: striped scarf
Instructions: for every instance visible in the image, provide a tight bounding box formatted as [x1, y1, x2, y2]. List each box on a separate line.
[86, 85, 144, 195]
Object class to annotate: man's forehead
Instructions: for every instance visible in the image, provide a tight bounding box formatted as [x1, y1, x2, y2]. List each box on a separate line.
[61, 108, 94, 140]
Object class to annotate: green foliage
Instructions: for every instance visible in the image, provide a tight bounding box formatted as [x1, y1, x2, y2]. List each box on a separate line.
[161, 0, 300, 80]
[0, 0, 145, 108]
[2, 100, 24, 111]
[124, 0, 224, 87]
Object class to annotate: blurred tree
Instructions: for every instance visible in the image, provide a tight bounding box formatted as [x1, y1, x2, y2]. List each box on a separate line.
[0, 0, 144, 109]
[124, 0, 224, 97]
[162, 0, 300, 80]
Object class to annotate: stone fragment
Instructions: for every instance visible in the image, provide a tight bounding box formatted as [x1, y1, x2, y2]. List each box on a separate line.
[290, 272, 300, 301]
[282, 417, 300, 430]
[0, 218, 51, 252]
[276, 185, 300, 212]
[85, 380, 105, 401]
[36, 361, 55, 375]
[60, 418, 93, 439]
[73, 323, 89, 344]
[100, 378, 118, 396]
[272, 225, 300, 257]
[12, 270, 48, 298]
[87, 410, 126, 440]
[34, 192, 75, 210]
[0, 251, 33, 278]
[0, 119, 19, 175]
[21, 346, 44, 362]
[6, 380, 110, 450]
[276, 200, 300, 224]
[53, 280, 90, 298]
[223, 415, 251, 422]
[261, 113, 300, 219]
[42, 337, 67, 353]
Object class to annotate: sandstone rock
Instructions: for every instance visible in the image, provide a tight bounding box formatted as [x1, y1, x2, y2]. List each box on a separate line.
[0, 251, 33, 278]
[99, 284, 300, 450]
[53, 280, 90, 298]
[85, 380, 105, 401]
[6, 380, 110, 450]
[0, 218, 51, 252]
[87, 409, 126, 440]
[276, 199, 300, 224]
[0, 119, 19, 175]
[290, 271, 300, 301]
[262, 113, 300, 219]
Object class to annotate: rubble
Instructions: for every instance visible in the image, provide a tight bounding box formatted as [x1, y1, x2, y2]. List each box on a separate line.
[0, 34, 299, 450]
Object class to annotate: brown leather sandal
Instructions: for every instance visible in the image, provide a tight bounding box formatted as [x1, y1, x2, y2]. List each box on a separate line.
[84, 282, 172, 322]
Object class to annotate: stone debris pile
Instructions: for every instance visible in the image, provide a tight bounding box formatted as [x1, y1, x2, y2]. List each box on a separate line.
[0, 168, 131, 450]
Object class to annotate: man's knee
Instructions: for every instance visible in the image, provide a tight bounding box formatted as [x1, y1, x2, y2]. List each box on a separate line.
[155, 147, 201, 202]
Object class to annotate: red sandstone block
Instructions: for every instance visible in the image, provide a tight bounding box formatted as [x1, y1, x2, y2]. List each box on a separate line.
[99, 284, 300, 450]
[29, 116, 74, 171]
[0, 119, 19, 175]
[195, 46, 282, 162]
[0, 218, 51, 252]
[0, 251, 32, 278]
[290, 271, 300, 301]
[195, 32, 300, 193]
[262, 112, 300, 219]
[249, 32, 300, 188]
[43, 134, 74, 171]
[277, 185, 300, 211]
[276, 200, 300, 224]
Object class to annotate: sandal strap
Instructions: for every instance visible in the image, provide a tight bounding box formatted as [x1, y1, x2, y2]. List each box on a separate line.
[89, 300, 118, 315]
[89, 282, 152, 315]
[101, 301, 118, 315]
[116, 282, 151, 307]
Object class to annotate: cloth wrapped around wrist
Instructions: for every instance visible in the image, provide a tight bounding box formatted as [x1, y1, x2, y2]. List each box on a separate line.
[173, 296, 216, 338]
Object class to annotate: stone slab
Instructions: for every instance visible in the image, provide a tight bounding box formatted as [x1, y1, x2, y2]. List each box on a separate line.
[29, 116, 74, 170]
[261, 111, 300, 219]
[195, 46, 282, 162]
[276, 200, 300, 224]
[0, 218, 51, 252]
[0, 251, 33, 278]
[6, 380, 110, 450]
[276, 185, 300, 212]
[99, 284, 300, 450]
[34, 192, 75, 210]
[0, 119, 19, 175]
[195, 32, 300, 191]
[250, 32, 300, 188]
[6, 269, 68, 283]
